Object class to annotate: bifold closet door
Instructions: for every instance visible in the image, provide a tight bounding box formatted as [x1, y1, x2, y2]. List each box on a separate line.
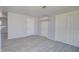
[40, 21, 48, 38]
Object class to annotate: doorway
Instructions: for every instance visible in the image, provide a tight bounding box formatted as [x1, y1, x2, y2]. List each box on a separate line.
[40, 20, 49, 38]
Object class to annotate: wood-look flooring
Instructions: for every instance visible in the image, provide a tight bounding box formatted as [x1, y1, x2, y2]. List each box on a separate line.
[2, 35, 79, 52]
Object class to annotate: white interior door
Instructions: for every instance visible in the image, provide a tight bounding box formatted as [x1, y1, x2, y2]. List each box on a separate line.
[40, 21, 48, 38]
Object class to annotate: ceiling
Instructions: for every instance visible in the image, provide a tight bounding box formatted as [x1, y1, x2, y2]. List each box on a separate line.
[3, 6, 79, 17]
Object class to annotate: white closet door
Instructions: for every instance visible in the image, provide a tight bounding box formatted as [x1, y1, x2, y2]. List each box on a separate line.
[40, 21, 48, 38]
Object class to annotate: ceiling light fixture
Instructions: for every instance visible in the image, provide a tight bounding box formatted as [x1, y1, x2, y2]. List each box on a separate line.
[42, 6, 47, 8]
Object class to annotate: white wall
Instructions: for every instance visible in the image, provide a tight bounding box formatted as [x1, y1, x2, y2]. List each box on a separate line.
[8, 12, 37, 39]
[8, 12, 27, 39]
[48, 16, 55, 40]
[26, 16, 37, 36]
[0, 30, 1, 51]
[55, 11, 79, 47]
[0, 19, 1, 51]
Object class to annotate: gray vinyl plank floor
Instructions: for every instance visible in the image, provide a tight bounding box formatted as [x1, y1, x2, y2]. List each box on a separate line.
[2, 35, 79, 52]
